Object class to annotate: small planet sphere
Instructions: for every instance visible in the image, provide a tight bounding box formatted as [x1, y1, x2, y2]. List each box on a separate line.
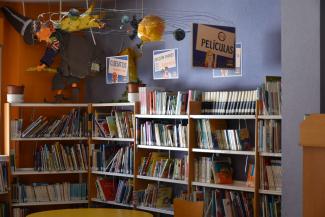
[173, 28, 186, 41]
[121, 15, 130, 24]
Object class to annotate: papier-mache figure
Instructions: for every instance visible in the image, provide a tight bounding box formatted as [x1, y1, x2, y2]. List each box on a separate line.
[1, 6, 105, 102]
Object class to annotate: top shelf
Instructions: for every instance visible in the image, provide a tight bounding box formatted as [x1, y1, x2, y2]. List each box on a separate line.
[92, 102, 135, 107]
[135, 114, 189, 119]
[258, 115, 282, 120]
[9, 103, 89, 108]
[190, 115, 256, 120]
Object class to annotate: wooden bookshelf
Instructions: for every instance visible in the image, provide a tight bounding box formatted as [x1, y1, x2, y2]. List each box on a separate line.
[3, 101, 282, 217]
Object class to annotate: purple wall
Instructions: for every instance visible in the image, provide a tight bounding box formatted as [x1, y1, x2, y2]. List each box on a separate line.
[85, 0, 281, 102]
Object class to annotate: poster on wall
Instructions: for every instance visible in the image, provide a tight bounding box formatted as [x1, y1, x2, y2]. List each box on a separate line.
[153, 48, 178, 80]
[106, 55, 129, 84]
[193, 23, 236, 69]
[213, 43, 242, 78]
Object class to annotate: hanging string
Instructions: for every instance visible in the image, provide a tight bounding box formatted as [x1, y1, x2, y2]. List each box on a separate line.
[141, 0, 144, 18]
[21, 0, 26, 16]
[59, 0, 62, 20]
[85, 0, 96, 46]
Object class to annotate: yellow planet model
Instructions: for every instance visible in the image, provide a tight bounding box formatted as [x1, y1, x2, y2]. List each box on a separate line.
[137, 15, 165, 43]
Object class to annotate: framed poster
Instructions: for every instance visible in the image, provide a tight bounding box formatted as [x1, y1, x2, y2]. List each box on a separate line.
[193, 23, 236, 69]
[106, 55, 129, 84]
[153, 48, 178, 80]
[213, 43, 242, 78]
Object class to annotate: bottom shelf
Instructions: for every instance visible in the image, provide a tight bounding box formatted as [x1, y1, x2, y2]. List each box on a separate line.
[11, 200, 88, 207]
[259, 189, 282, 196]
[91, 198, 133, 208]
[136, 205, 174, 215]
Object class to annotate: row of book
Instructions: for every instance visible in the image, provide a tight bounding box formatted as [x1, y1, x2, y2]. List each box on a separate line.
[0, 203, 8, 217]
[201, 90, 258, 115]
[96, 177, 133, 205]
[196, 119, 252, 151]
[134, 184, 172, 209]
[193, 189, 254, 217]
[13, 208, 28, 217]
[138, 121, 188, 148]
[259, 76, 281, 115]
[194, 157, 233, 184]
[93, 111, 134, 138]
[11, 109, 89, 138]
[260, 158, 282, 191]
[33, 143, 88, 171]
[138, 152, 188, 181]
[260, 195, 281, 217]
[258, 120, 281, 153]
[0, 162, 8, 193]
[139, 87, 190, 115]
[12, 182, 87, 203]
[92, 144, 133, 174]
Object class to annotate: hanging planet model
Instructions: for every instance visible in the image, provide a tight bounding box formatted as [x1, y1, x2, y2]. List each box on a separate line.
[173, 28, 186, 41]
[137, 15, 165, 43]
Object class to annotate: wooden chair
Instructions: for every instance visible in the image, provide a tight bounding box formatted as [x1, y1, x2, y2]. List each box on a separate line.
[173, 198, 204, 217]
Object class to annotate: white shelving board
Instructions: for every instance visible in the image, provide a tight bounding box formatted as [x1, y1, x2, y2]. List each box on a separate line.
[137, 175, 187, 185]
[192, 148, 255, 156]
[137, 145, 188, 152]
[91, 198, 133, 208]
[12, 200, 88, 207]
[92, 171, 133, 178]
[192, 181, 255, 192]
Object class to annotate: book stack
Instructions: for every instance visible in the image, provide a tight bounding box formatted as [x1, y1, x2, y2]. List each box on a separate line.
[260, 159, 282, 191]
[93, 111, 134, 138]
[0, 203, 8, 217]
[134, 184, 173, 209]
[259, 76, 281, 115]
[11, 109, 89, 138]
[194, 157, 233, 184]
[201, 90, 258, 115]
[95, 177, 133, 205]
[0, 162, 8, 193]
[139, 87, 191, 115]
[258, 120, 281, 153]
[138, 152, 188, 181]
[196, 119, 252, 151]
[194, 189, 254, 217]
[13, 208, 29, 217]
[92, 144, 133, 174]
[260, 195, 281, 217]
[10, 119, 23, 138]
[12, 182, 87, 203]
[33, 143, 88, 171]
[139, 121, 188, 148]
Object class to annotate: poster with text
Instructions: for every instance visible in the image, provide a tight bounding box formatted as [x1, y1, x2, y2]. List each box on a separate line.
[106, 55, 129, 84]
[213, 43, 242, 78]
[153, 48, 178, 80]
[193, 23, 236, 69]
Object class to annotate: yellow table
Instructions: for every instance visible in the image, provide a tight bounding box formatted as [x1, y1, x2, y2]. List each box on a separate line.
[26, 208, 153, 217]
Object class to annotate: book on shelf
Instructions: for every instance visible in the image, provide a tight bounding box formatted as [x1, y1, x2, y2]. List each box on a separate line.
[260, 195, 281, 217]
[260, 158, 282, 191]
[95, 177, 133, 205]
[13, 208, 29, 217]
[193, 188, 254, 217]
[139, 87, 199, 115]
[258, 120, 281, 153]
[246, 164, 255, 188]
[259, 76, 281, 115]
[194, 157, 233, 184]
[0, 203, 8, 217]
[138, 152, 188, 181]
[92, 144, 133, 175]
[10, 109, 89, 138]
[33, 143, 88, 172]
[196, 119, 253, 151]
[139, 121, 188, 148]
[93, 110, 134, 138]
[201, 90, 258, 115]
[134, 184, 173, 209]
[12, 182, 87, 203]
[0, 161, 8, 193]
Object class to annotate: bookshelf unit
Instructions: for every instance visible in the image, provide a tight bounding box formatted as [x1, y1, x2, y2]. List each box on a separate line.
[4, 103, 90, 217]
[3, 97, 281, 217]
[88, 102, 137, 210]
